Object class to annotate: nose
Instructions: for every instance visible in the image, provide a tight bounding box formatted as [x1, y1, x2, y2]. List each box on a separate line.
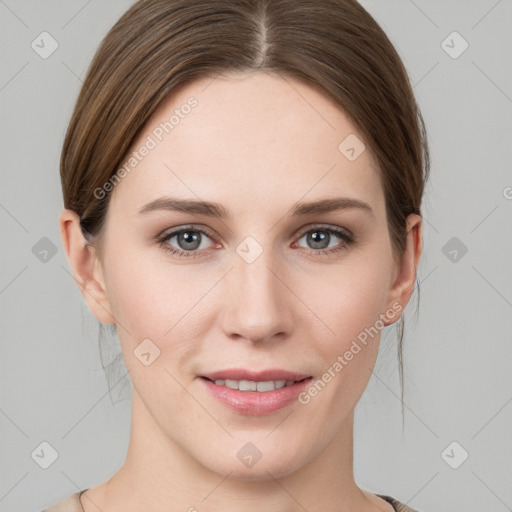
[219, 244, 295, 345]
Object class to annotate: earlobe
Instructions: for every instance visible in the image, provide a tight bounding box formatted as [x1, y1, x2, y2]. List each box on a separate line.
[59, 209, 116, 325]
[384, 214, 423, 325]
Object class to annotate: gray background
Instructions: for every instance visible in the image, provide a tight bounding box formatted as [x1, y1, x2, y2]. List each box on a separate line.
[1, 1, 511, 511]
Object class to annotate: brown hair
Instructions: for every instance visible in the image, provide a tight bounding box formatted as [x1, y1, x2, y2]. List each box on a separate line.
[61, 0, 429, 416]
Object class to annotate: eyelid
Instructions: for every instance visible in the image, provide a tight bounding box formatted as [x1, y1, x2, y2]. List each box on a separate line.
[294, 222, 354, 240]
[157, 224, 217, 241]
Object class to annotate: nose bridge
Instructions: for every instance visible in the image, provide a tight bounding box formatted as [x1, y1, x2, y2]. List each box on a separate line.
[221, 236, 293, 343]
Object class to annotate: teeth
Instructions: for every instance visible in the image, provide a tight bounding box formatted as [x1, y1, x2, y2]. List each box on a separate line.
[212, 379, 296, 392]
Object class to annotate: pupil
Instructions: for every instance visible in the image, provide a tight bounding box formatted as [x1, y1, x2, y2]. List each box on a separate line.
[179, 231, 200, 250]
[308, 231, 329, 249]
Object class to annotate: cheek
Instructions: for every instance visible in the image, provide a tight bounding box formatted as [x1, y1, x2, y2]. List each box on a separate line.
[102, 251, 204, 407]
[300, 252, 393, 350]
[103, 247, 215, 364]
[104, 253, 167, 337]
[294, 255, 394, 414]
[104, 234, 201, 328]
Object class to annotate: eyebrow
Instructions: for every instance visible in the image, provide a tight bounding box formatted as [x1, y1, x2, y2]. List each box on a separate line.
[137, 196, 373, 218]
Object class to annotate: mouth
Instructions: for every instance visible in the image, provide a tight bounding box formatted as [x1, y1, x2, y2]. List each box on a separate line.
[197, 369, 313, 415]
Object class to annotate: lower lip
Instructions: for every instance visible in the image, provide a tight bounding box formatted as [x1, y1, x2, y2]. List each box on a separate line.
[199, 377, 313, 416]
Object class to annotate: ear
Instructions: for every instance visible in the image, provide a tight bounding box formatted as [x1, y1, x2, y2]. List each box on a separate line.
[59, 209, 116, 325]
[384, 214, 423, 325]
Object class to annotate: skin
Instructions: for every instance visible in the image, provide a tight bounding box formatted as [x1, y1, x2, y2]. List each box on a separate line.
[60, 70, 422, 512]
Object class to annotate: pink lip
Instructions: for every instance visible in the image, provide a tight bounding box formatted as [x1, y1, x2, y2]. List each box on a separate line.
[197, 369, 313, 416]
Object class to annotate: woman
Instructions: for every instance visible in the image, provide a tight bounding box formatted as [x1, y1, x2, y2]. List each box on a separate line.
[48, 0, 429, 510]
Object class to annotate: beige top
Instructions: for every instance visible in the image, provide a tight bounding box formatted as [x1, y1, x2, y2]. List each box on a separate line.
[42, 489, 423, 511]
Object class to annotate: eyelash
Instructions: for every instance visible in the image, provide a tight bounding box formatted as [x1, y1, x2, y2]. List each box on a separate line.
[156, 224, 354, 259]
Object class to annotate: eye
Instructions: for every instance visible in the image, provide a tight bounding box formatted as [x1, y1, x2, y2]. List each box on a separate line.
[156, 224, 354, 259]
[293, 225, 354, 255]
[157, 226, 216, 258]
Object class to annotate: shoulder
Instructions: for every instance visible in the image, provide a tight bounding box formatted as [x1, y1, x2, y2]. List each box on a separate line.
[376, 494, 425, 512]
[41, 489, 87, 512]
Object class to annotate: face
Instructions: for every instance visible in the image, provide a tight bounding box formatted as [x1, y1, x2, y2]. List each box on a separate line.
[70, 71, 416, 480]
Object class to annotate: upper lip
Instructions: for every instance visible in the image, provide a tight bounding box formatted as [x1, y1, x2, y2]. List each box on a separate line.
[200, 368, 311, 382]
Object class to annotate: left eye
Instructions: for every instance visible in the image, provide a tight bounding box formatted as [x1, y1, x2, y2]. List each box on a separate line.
[295, 227, 352, 251]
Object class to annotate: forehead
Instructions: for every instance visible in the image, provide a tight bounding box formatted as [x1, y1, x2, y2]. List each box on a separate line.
[108, 71, 383, 218]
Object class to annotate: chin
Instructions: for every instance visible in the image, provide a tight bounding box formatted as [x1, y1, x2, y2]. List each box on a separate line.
[200, 447, 304, 482]
[219, 463, 298, 482]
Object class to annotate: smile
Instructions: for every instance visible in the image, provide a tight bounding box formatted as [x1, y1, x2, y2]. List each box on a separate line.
[204, 377, 306, 392]
[199, 375, 313, 415]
